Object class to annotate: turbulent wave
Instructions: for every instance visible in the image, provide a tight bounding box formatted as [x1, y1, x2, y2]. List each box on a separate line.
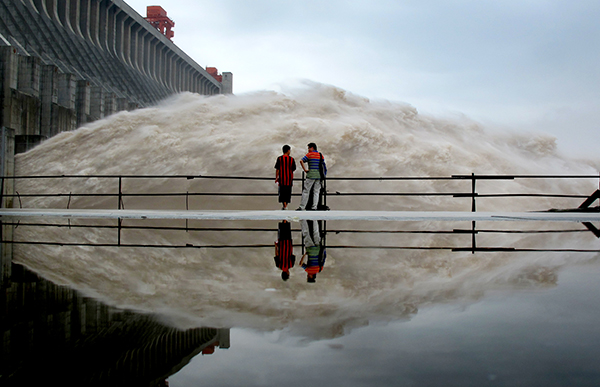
[11, 82, 600, 338]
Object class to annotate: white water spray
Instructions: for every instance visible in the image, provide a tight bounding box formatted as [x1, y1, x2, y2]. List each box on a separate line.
[11, 82, 600, 338]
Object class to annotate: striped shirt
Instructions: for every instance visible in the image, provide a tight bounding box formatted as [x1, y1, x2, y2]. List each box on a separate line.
[301, 151, 326, 179]
[275, 239, 295, 271]
[302, 245, 322, 275]
[275, 154, 296, 186]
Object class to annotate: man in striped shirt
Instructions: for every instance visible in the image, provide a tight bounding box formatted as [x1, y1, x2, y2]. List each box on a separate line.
[297, 142, 327, 211]
[274, 145, 297, 210]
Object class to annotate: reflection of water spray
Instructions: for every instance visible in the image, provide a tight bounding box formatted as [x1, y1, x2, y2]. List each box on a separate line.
[10, 82, 600, 339]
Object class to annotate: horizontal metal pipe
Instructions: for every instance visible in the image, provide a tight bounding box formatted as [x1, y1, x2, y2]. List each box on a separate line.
[2, 192, 588, 199]
[3, 174, 599, 180]
[3, 222, 585, 234]
[3, 240, 599, 252]
[452, 174, 598, 179]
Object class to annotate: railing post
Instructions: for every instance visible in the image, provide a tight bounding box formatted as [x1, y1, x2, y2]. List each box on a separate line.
[118, 176, 123, 210]
[471, 221, 477, 254]
[118, 176, 122, 246]
[471, 173, 476, 212]
[1, 126, 5, 210]
[300, 170, 305, 255]
[471, 173, 477, 254]
[186, 191, 189, 233]
[0, 175, 4, 210]
[323, 177, 327, 209]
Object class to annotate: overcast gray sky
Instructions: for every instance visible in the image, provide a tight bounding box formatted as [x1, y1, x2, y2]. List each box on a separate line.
[125, 0, 599, 158]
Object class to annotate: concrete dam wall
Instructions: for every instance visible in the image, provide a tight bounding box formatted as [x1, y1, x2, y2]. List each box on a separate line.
[0, 0, 232, 152]
[0, 0, 232, 280]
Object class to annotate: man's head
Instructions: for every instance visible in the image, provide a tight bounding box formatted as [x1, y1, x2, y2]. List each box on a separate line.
[281, 270, 290, 281]
[282, 145, 291, 154]
[307, 142, 317, 151]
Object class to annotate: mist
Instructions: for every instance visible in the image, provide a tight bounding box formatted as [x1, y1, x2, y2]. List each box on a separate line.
[11, 82, 600, 339]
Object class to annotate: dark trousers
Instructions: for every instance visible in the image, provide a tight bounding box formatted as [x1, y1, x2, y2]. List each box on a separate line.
[279, 185, 292, 203]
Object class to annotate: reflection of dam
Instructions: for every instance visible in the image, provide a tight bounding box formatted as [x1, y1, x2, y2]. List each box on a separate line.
[1, 264, 229, 385]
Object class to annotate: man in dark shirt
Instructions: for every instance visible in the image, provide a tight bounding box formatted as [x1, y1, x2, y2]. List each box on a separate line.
[275, 145, 297, 210]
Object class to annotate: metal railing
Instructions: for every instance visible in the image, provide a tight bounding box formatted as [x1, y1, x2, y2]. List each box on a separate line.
[1, 172, 598, 205]
[1, 173, 599, 252]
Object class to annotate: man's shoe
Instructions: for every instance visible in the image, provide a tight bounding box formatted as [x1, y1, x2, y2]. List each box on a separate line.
[296, 207, 304, 211]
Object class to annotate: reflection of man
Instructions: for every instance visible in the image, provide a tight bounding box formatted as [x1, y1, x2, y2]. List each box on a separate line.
[299, 220, 325, 283]
[274, 220, 295, 281]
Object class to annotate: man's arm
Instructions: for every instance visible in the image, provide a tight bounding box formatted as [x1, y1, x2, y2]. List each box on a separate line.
[299, 160, 308, 173]
[299, 252, 307, 266]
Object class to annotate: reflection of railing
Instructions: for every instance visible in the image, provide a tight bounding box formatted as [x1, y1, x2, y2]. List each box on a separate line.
[2, 230, 599, 253]
[1, 173, 599, 252]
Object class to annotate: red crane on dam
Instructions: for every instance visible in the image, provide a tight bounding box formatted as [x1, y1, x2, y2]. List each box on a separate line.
[145, 6, 175, 40]
[143, 6, 227, 85]
[206, 67, 223, 82]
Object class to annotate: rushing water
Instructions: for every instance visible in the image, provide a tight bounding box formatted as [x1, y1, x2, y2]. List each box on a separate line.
[6, 82, 600, 384]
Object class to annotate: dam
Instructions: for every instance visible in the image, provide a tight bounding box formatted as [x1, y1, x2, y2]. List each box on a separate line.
[0, 0, 231, 153]
[0, 0, 233, 281]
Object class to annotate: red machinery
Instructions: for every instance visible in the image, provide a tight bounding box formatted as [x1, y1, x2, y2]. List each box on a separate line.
[206, 67, 222, 82]
[145, 6, 175, 40]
